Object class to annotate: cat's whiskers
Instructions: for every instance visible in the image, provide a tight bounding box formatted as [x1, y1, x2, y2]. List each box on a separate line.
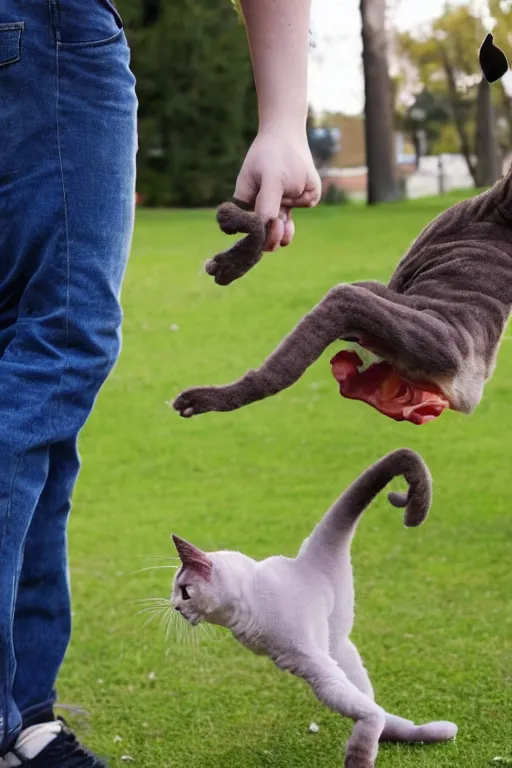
[181, 617, 200, 647]
[160, 607, 200, 647]
[134, 596, 171, 604]
[163, 608, 175, 641]
[143, 611, 166, 628]
[140, 607, 168, 628]
[136, 594, 223, 646]
[131, 565, 180, 575]
[132, 596, 171, 630]
[137, 605, 168, 617]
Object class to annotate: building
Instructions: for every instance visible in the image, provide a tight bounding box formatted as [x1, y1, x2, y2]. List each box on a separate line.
[319, 114, 417, 198]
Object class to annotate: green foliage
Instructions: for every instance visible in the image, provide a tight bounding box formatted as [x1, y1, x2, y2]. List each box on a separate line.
[489, 0, 512, 51]
[489, 1, 512, 149]
[116, 1, 256, 207]
[397, 4, 512, 176]
[61, 200, 512, 766]
[399, 6, 484, 89]
[395, 89, 451, 156]
[432, 120, 475, 154]
[230, 0, 244, 22]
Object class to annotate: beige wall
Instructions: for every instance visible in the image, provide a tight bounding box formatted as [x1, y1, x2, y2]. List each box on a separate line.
[327, 115, 366, 169]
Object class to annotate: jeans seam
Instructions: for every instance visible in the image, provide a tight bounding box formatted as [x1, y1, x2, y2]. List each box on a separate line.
[48, 0, 61, 44]
[0, 454, 25, 748]
[0, 23, 24, 31]
[0, 23, 24, 69]
[0, 56, 20, 68]
[57, 27, 124, 50]
[48, 44, 71, 435]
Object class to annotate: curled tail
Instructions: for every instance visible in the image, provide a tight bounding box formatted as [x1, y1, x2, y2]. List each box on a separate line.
[302, 449, 432, 558]
[333, 448, 432, 529]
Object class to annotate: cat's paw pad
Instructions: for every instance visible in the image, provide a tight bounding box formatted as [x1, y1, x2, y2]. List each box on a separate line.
[172, 387, 219, 418]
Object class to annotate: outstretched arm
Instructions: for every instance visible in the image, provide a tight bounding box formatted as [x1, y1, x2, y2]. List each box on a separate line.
[234, 0, 321, 251]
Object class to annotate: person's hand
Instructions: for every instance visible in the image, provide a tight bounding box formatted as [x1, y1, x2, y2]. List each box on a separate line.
[234, 128, 321, 251]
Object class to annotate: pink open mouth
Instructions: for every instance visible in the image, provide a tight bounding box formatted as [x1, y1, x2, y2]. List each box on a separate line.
[330, 349, 450, 425]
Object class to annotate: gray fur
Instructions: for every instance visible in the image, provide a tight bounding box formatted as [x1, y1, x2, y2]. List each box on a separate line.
[204, 201, 268, 286]
[174, 171, 512, 419]
[173, 38, 512, 421]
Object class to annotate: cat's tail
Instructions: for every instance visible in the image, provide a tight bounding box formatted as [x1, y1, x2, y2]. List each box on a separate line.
[301, 449, 431, 558]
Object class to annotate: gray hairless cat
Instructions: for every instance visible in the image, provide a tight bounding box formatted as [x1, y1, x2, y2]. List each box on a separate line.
[173, 35, 511, 426]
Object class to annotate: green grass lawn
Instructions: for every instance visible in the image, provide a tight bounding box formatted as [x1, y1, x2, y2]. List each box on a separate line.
[62, 194, 511, 767]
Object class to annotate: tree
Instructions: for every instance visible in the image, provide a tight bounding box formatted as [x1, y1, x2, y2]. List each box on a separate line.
[397, 89, 449, 167]
[475, 76, 500, 186]
[489, 0, 512, 48]
[118, 0, 257, 207]
[360, 0, 398, 204]
[489, 0, 512, 149]
[398, 4, 510, 187]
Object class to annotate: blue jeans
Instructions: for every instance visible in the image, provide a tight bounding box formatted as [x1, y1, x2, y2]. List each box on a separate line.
[0, 0, 137, 752]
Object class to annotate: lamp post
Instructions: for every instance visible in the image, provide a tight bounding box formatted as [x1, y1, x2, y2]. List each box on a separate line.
[407, 105, 427, 169]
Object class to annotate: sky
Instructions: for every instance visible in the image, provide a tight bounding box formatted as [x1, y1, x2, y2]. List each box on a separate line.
[307, 0, 509, 115]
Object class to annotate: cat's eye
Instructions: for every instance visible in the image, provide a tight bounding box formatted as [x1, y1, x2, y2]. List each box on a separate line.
[180, 586, 191, 601]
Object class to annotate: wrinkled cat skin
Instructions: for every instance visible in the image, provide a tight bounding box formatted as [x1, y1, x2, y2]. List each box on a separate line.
[173, 38, 510, 425]
[171, 450, 457, 768]
[174, 170, 512, 422]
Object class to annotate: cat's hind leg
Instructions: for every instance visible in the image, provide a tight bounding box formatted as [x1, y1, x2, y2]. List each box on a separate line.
[330, 638, 374, 699]
[380, 713, 457, 743]
[287, 651, 385, 768]
[332, 640, 457, 744]
[173, 282, 465, 417]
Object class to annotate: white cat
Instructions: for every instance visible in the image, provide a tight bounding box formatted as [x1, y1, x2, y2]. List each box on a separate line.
[170, 449, 457, 768]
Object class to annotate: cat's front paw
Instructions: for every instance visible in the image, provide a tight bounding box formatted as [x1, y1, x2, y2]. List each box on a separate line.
[172, 387, 222, 418]
[205, 253, 247, 286]
[344, 748, 375, 768]
[344, 758, 374, 768]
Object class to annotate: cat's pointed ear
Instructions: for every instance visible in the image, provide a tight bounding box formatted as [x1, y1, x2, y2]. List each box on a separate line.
[171, 534, 213, 581]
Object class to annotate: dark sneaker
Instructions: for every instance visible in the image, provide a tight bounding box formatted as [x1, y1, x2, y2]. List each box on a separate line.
[0, 722, 108, 767]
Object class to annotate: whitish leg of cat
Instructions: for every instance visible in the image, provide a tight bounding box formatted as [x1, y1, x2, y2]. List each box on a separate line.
[331, 640, 457, 743]
[290, 652, 385, 768]
[331, 639, 374, 699]
[379, 713, 458, 743]
[173, 282, 467, 416]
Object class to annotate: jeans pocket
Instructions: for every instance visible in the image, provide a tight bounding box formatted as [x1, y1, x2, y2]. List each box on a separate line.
[56, 0, 124, 48]
[0, 23, 23, 69]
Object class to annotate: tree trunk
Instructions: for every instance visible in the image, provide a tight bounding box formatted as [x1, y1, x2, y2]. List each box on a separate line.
[498, 81, 512, 161]
[360, 0, 398, 204]
[438, 42, 478, 186]
[475, 76, 500, 187]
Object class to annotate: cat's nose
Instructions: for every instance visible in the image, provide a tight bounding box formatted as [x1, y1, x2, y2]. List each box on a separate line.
[174, 605, 182, 613]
